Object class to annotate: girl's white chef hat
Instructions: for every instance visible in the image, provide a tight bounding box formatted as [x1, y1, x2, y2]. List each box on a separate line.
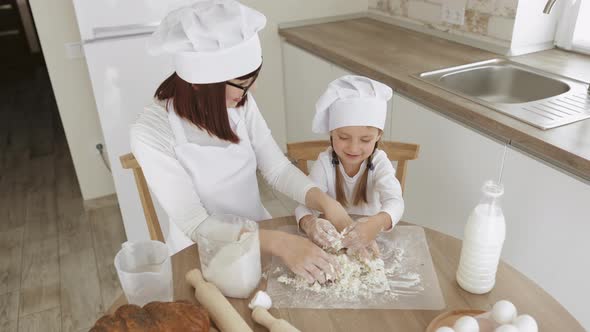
[312, 75, 393, 134]
[147, 0, 266, 84]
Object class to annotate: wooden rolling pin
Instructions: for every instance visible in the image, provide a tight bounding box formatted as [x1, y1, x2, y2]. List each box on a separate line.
[186, 269, 253, 332]
[252, 307, 301, 332]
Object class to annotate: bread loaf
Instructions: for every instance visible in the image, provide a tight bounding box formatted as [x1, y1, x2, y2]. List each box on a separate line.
[90, 301, 210, 332]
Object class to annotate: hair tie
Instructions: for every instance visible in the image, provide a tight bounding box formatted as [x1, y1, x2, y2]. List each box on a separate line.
[367, 155, 375, 171]
[331, 150, 339, 166]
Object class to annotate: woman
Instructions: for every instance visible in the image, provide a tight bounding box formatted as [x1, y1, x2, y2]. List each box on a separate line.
[130, 0, 352, 283]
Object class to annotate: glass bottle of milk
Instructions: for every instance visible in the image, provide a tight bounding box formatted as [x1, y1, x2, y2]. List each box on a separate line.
[456, 180, 506, 294]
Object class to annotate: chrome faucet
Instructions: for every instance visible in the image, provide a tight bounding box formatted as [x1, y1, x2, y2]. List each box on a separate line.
[543, 0, 558, 13]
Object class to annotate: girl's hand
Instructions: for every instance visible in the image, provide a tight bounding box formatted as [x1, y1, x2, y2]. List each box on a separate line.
[304, 188, 353, 232]
[346, 241, 380, 262]
[322, 199, 354, 232]
[342, 216, 387, 252]
[300, 216, 343, 251]
[277, 233, 340, 284]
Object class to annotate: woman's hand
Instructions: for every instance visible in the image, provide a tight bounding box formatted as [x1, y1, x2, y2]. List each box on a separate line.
[300, 216, 343, 251]
[277, 233, 340, 284]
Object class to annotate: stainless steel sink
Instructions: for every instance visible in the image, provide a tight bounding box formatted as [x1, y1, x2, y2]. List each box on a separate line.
[414, 58, 590, 129]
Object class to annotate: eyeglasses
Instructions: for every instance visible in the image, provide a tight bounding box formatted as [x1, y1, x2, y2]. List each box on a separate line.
[226, 71, 260, 100]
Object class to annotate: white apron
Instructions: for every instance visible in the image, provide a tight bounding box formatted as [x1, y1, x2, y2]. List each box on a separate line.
[167, 106, 271, 222]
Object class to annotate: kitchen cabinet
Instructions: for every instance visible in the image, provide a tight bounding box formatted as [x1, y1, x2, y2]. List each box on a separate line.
[501, 146, 590, 324]
[282, 42, 336, 142]
[389, 94, 507, 236]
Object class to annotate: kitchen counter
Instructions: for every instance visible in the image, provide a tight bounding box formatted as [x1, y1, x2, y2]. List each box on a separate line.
[279, 17, 590, 182]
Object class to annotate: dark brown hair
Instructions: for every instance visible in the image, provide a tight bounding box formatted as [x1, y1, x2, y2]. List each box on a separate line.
[332, 138, 380, 208]
[154, 66, 261, 143]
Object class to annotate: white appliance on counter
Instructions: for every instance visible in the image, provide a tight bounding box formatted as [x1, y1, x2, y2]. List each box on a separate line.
[72, 0, 193, 253]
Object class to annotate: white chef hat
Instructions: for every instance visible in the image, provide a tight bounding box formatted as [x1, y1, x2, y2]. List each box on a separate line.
[312, 75, 393, 134]
[147, 0, 266, 84]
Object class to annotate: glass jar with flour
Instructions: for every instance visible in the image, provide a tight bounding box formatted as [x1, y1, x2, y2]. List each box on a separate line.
[195, 214, 261, 298]
[456, 180, 506, 294]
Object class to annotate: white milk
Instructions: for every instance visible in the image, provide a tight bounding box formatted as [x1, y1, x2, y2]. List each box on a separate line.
[457, 181, 506, 294]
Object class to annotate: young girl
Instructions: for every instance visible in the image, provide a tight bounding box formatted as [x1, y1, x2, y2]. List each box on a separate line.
[295, 75, 405, 259]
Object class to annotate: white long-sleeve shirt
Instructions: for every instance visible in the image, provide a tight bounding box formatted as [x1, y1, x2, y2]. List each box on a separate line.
[295, 148, 404, 228]
[130, 96, 316, 241]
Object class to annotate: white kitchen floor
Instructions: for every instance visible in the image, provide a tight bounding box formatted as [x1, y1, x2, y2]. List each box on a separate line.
[0, 64, 124, 332]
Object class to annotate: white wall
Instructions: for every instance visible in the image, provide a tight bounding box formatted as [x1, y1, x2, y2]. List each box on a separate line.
[241, 0, 369, 150]
[28, 0, 115, 200]
[511, 0, 561, 54]
[368, 0, 517, 55]
[369, 0, 570, 56]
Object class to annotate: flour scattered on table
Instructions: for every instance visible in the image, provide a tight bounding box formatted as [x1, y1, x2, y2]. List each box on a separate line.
[267, 226, 445, 310]
[276, 247, 422, 301]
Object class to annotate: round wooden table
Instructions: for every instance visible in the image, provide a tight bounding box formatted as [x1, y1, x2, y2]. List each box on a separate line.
[107, 217, 584, 331]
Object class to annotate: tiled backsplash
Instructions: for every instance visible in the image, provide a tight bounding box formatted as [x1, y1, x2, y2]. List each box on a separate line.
[369, 0, 518, 43]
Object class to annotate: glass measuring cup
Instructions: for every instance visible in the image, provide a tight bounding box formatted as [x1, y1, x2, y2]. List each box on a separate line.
[114, 240, 173, 306]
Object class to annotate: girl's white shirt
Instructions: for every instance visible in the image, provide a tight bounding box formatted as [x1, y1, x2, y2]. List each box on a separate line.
[294, 148, 404, 230]
[130, 94, 315, 241]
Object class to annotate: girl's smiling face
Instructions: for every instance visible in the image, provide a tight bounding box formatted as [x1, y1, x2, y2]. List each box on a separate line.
[331, 126, 382, 168]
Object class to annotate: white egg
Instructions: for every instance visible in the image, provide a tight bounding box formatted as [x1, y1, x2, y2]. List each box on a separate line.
[513, 314, 538, 332]
[435, 327, 455, 332]
[453, 316, 479, 332]
[494, 324, 519, 332]
[492, 300, 517, 324]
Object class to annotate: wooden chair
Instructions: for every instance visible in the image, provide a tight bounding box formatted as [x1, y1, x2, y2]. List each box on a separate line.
[286, 140, 420, 193]
[120, 153, 165, 242]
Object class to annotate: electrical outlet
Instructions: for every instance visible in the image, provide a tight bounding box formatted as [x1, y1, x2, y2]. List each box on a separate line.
[442, 4, 465, 25]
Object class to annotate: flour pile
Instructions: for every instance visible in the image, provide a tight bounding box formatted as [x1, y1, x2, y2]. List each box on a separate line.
[276, 247, 422, 301]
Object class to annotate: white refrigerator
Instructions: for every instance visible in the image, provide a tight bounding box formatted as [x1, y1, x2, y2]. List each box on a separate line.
[72, 0, 193, 253]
